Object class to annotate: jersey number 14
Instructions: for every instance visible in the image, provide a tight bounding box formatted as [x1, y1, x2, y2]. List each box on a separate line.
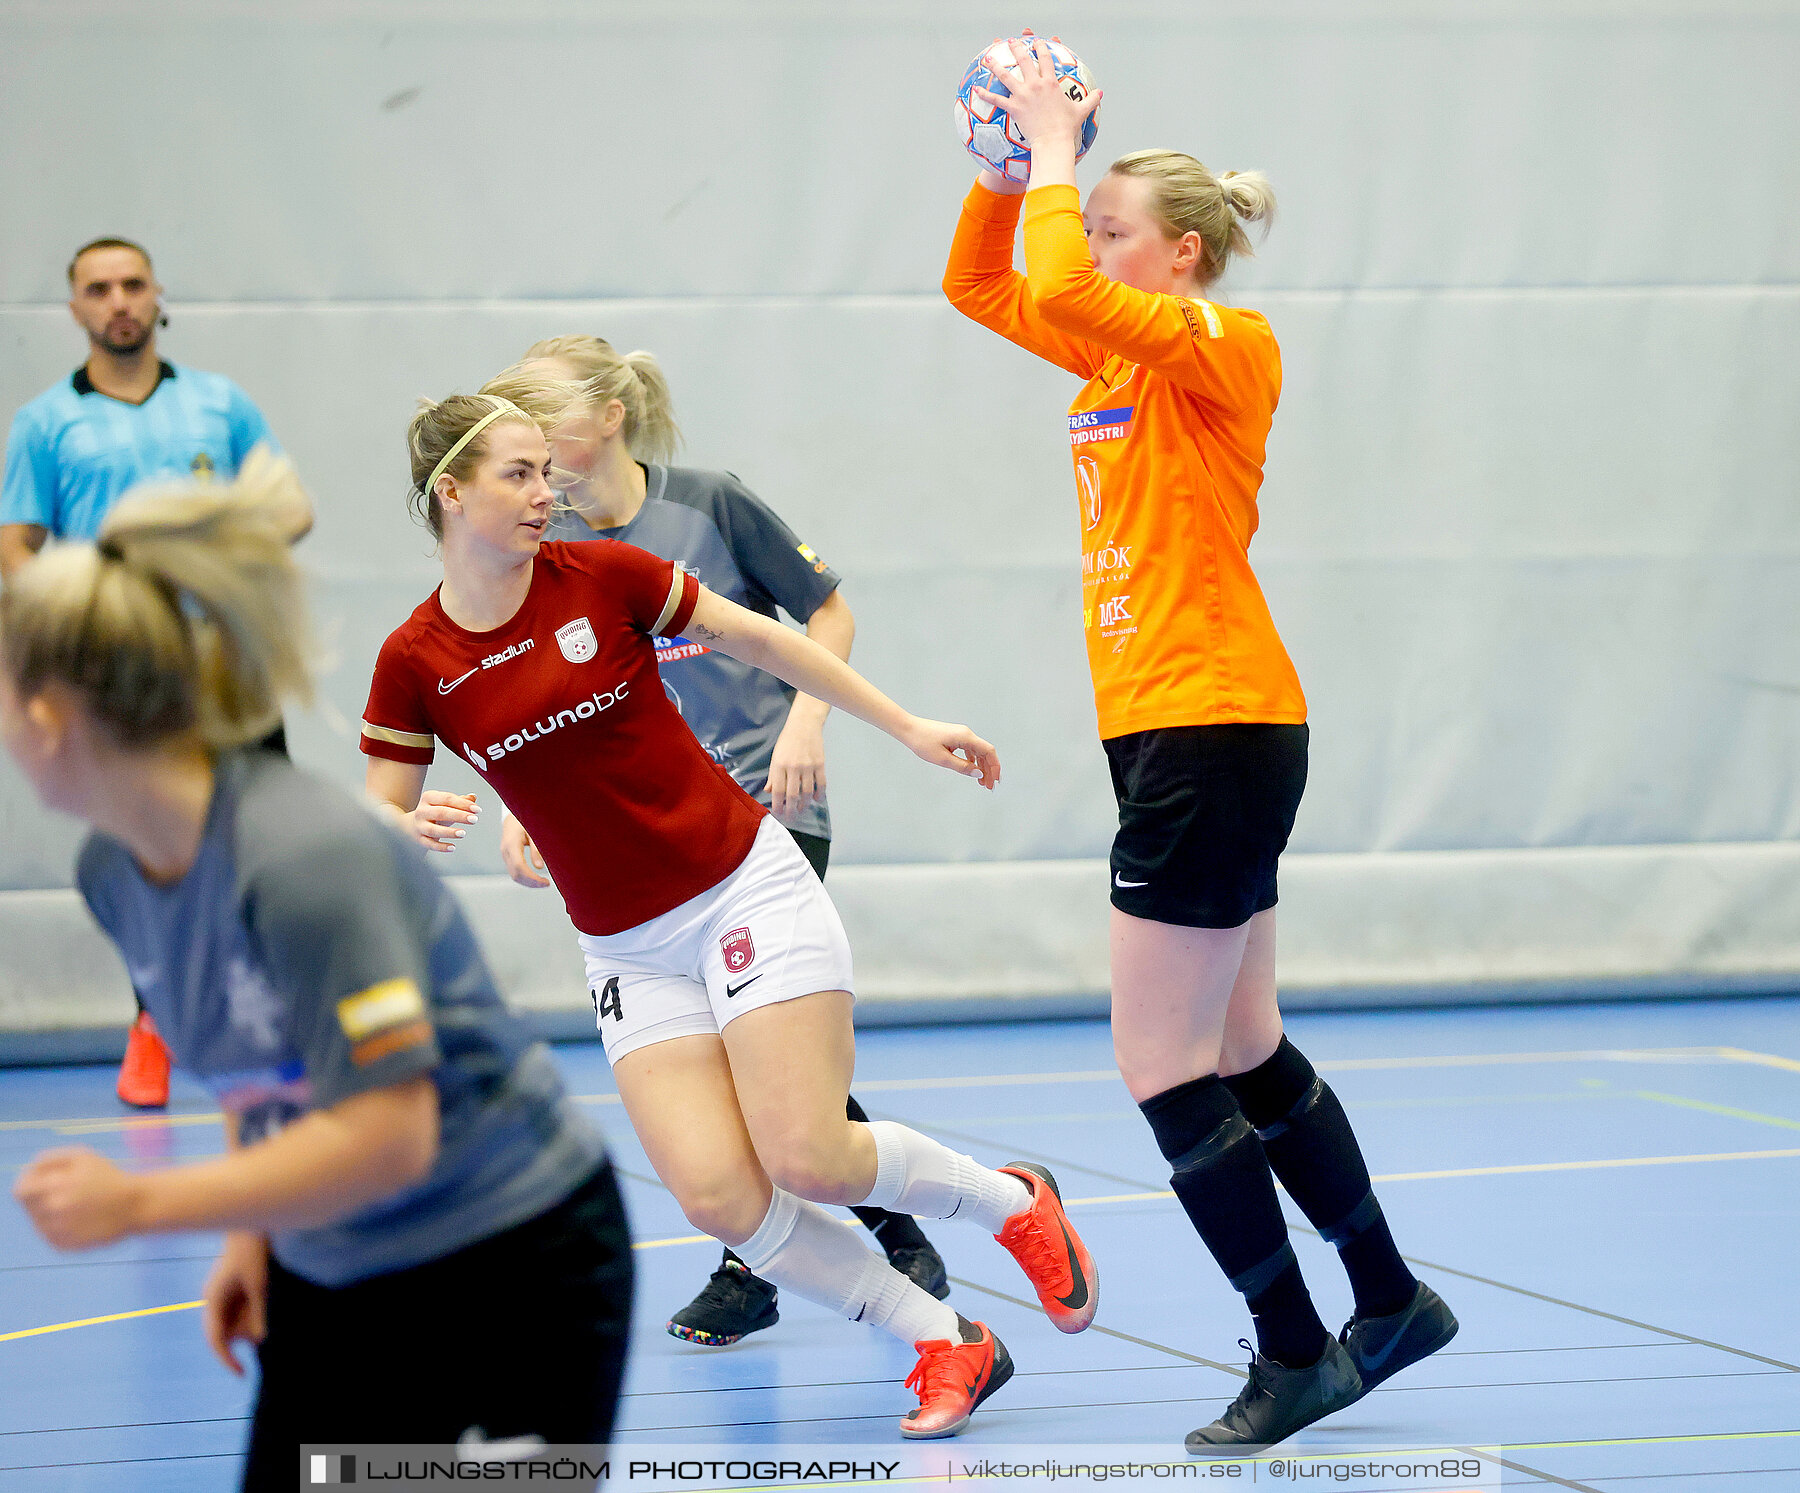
[593, 976, 624, 1023]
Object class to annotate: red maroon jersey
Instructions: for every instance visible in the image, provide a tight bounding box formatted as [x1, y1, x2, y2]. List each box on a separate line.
[361, 540, 766, 935]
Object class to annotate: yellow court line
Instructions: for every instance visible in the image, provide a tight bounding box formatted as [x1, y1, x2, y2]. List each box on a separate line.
[11, 1045, 1797, 1134]
[1370, 1147, 1800, 1182]
[1314, 1046, 1741, 1072]
[14, 1143, 1800, 1344]
[1056, 1146, 1800, 1204]
[55, 1114, 227, 1136]
[1635, 1090, 1800, 1131]
[0, 1299, 203, 1343]
[0, 1112, 226, 1135]
[1499, 1428, 1800, 1453]
[0, 1231, 732, 1344]
[1718, 1045, 1800, 1075]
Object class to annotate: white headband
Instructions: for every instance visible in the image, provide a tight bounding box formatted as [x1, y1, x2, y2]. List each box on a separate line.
[424, 403, 520, 500]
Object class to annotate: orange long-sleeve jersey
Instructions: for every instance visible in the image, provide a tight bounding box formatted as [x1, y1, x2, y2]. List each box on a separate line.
[944, 180, 1306, 739]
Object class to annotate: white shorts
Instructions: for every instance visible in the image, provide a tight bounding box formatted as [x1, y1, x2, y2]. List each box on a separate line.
[578, 817, 856, 1064]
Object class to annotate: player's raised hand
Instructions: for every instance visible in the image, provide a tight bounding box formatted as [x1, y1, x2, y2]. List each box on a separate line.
[972, 30, 1101, 150]
[500, 811, 552, 888]
[408, 790, 479, 854]
[900, 717, 1001, 790]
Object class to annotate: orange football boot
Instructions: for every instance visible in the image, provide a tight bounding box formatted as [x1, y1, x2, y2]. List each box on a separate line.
[117, 1010, 171, 1109]
[901, 1317, 1013, 1439]
[994, 1162, 1098, 1332]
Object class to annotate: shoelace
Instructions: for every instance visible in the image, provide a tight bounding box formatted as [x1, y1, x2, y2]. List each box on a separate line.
[905, 1341, 966, 1402]
[696, 1264, 756, 1309]
[1005, 1206, 1070, 1292]
[1233, 1340, 1273, 1406]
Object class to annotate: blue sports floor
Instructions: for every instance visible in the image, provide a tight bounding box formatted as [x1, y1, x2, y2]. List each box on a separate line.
[4, 998, 1799, 1490]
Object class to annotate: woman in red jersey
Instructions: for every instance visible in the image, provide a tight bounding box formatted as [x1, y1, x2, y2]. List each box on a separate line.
[944, 36, 1455, 1454]
[361, 394, 1099, 1440]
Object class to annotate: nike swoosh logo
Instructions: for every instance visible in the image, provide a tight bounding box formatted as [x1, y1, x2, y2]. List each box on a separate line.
[1113, 873, 1149, 888]
[1358, 1310, 1418, 1371]
[438, 668, 477, 694]
[724, 974, 762, 999]
[1052, 1213, 1090, 1311]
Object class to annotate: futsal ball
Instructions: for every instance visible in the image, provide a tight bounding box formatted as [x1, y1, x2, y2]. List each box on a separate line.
[955, 37, 1099, 186]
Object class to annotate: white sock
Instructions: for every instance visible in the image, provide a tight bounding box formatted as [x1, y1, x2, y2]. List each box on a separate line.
[737, 1187, 959, 1347]
[860, 1121, 1031, 1233]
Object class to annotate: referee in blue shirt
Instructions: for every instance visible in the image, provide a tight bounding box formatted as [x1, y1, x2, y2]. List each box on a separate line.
[1, 236, 283, 1109]
[0, 237, 277, 575]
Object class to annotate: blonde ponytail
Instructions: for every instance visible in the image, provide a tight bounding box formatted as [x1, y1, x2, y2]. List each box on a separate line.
[0, 448, 314, 750]
[618, 350, 681, 466]
[1109, 150, 1276, 283]
[502, 334, 683, 464]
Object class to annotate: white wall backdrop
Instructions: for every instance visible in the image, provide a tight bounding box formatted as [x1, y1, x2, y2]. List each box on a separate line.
[3, 1, 1798, 1032]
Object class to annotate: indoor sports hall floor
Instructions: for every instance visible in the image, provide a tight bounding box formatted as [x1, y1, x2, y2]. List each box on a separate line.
[3, 997, 1799, 1491]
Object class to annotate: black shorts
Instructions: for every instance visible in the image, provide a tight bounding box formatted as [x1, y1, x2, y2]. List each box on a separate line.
[1105, 723, 1308, 930]
[241, 1161, 634, 1490]
[788, 828, 831, 881]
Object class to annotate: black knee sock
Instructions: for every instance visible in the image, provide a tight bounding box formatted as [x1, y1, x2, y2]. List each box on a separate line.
[1224, 1037, 1418, 1320]
[843, 1093, 931, 1250]
[1140, 1075, 1328, 1368]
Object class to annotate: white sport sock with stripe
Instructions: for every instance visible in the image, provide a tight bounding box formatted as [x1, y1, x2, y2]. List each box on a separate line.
[737, 1187, 958, 1347]
[858, 1121, 1032, 1233]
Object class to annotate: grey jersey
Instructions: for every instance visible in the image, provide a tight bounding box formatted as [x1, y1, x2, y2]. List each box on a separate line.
[76, 752, 605, 1287]
[546, 465, 841, 840]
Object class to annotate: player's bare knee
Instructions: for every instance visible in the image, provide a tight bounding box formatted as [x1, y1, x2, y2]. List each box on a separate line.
[676, 1179, 768, 1245]
[1115, 1040, 1218, 1104]
[760, 1128, 859, 1204]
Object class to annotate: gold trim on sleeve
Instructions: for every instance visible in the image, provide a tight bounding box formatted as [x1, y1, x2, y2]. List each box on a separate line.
[651, 564, 688, 636]
[361, 721, 435, 750]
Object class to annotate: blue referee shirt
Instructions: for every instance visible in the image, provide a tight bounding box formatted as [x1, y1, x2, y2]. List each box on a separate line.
[0, 361, 277, 540]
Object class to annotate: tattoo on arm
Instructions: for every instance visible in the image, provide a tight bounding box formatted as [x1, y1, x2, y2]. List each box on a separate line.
[691, 623, 723, 642]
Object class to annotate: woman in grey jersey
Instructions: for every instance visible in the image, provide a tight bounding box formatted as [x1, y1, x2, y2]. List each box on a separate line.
[1, 455, 632, 1492]
[481, 339, 951, 1348]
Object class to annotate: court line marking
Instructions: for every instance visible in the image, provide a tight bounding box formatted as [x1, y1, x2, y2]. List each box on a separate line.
[1634, 1090, 1800, 1131]
[1501, 1428, 1800, 1452]
[1391, 1248, 1800, 1374]
[8, 1044, 1797, 1136]
[0, 1112, 224, 1134]
[1373, 1145, 1800, 1181]
[1455, 1445, 1600, 1492]
[871, 1116, 1800, 1377]
[0, 1415, 250, 1438]
[944, 1274, 1248, 1377]
[0, 1300, 203, 1343]
[11, 1049, 1799, 1352]
[1716, 1046, 1800, 1075]
[0, 1230, 726, 1343]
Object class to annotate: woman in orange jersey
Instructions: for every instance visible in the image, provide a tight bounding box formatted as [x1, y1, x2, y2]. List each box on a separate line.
[944, 36, 1456, 1455]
